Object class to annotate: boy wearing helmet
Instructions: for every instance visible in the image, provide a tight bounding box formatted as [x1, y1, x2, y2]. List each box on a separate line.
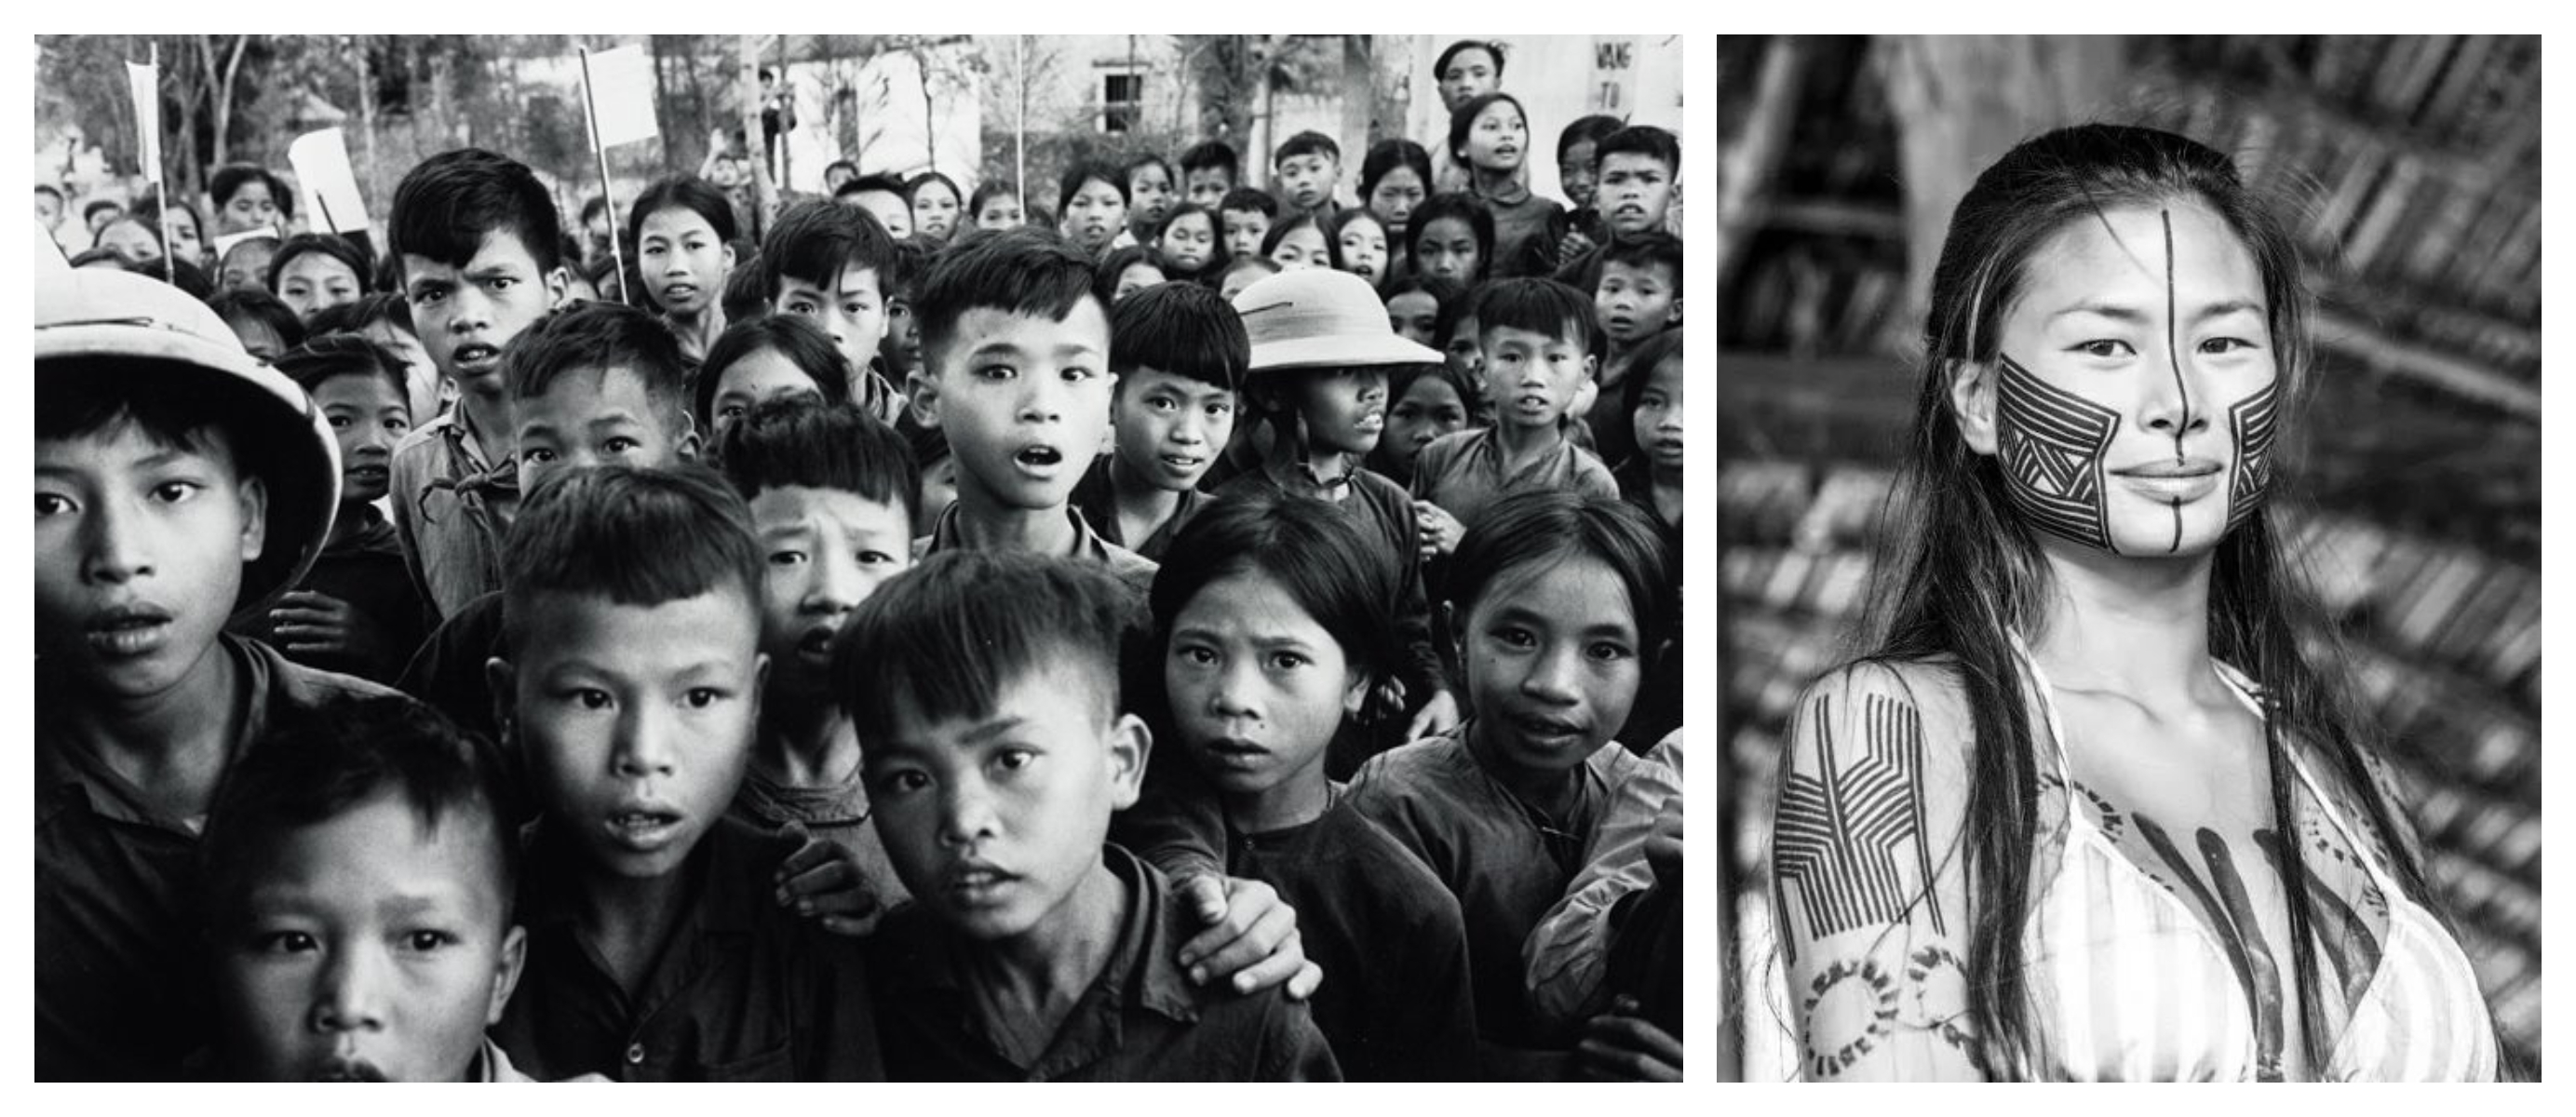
[34, 269, 392, 1081]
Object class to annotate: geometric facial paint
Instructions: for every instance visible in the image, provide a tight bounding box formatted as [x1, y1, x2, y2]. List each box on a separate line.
[2226, 379, 2279, 533]
[2160, 208, 2192, 553]
[1994, 352, 2123, 553]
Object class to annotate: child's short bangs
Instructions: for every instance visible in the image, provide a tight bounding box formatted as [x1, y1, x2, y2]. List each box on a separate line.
[832, 551, 1137, 749]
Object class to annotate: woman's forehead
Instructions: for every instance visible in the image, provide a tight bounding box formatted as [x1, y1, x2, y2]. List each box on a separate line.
[2019, 200, 2265, 316]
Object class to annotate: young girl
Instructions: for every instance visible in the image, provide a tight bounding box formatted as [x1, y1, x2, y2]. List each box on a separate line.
[1125, 154, 1180, 244]
[1262, 211, 1338, 273]
[1361, 140, 1435, 280]
[1382, 273, 1460, 350]
[1368, 361, 1476, 487]
[1057, 161, 1129, 258]
[209, 163, 292, 237]
[1214, 255, 1281, 303]
[242, 335, 428, 683]
[1554, 114, 1625, 250]
[628, 174, 738, 360]
[1773, 124, 2502, 1082]
[1345, 489, 1679, 1074]
[1146, 491, 1480, 1082]
[1449, 93, 1564, 278]
[1153, 203, 1222, 284]
[1611, 329, 1681, 753]
[204, 288, 305, 362]
[693, 315, 855, 445]
[908, 170, 964, 245]
[966, 179, 1024, 230]
[266, 233, 372, 320]
[1328, 208, 1392, 290]
[1407, 192, 1495, 288]
[1095, 243, 1167, 305]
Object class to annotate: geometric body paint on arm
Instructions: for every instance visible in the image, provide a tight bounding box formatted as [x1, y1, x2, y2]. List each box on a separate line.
[2225, 380, 2278, 533]
[1775, 691, 1945, 962]
[1995, 352, 2123, 553]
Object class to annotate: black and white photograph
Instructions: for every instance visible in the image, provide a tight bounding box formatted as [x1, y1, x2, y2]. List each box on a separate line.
[27, 34, 1692, 1083]
[1716, 34, 2540, 1082]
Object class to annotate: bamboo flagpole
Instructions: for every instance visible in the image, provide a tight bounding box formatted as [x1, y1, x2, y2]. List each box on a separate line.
[128, 45, 173, 284]
[1016, 35, 1027, 220]
[576, 46, 628, 304]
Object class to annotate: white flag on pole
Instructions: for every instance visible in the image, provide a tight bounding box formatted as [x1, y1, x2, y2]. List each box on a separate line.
[584, 46, 659, 149]
[126, 61, 161, 182]
[289, 128, 371, 233]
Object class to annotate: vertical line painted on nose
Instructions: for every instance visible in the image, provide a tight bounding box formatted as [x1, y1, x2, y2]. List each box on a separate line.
[2163, 208, 2185, 554]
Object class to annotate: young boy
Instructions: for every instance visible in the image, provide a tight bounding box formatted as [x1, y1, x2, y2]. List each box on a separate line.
[1411, 277, 1618, 556]
[904, 224, 1155, 595]
[836, 550, 1340, 1081]
[1179, 140, 1240, 209]
[1587, 230, 1682, 468]
[36, 268, 385, 1080]
[240, 335, 430, 683]
[763, 197, 901, 420]
[1219, 186, 1279, 262]
[1215, 267, 1457, 748]
[1069, 282, 1247, 561]
[196, 694, 536, 1082]
[384, 148, 573, 625]
[834, 172, 916, 239]
[1551, 126, 1680, 290]
[717, 396, 922, 934]
[396, 301, 700, 744]
[877, 236, 933, 384]
[1271, 130, 1342, 218]
[482, 464, 883, 1080]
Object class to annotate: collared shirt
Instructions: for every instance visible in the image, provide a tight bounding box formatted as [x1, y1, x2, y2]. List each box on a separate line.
[1069, 454, 1211, 563]
[35, 636, 394, 1082]
[868, 844, 1341, 1081]
[1223, 800, 1479, 1082]
[389, 408, 515, 625]
[1522, 733, 1683, 1031]
[914, 503, 1158, 599]
[492, 817, 884, 1082]
[1344, 726, 1672, 1058]
[1411, 425, 1619, 536]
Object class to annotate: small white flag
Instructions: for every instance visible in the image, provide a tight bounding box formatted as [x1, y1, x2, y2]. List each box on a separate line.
[583, 46, 659, 150]
[127, 61, 162, 182]
[289, 128, 371, 233]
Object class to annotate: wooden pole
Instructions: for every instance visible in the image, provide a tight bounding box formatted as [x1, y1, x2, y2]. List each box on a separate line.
[1016, 35, 1028, 219]
[148, 40, 173, 285]
[578, 46, 628, 304]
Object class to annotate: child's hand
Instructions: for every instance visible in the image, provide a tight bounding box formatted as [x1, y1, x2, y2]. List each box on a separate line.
[1173, 874, 1323, 1001]
[1575, 998, 1681, 1081]
[773, 820, 882, 936]
[1404, 688, 1462, 740]
[1646, 795, 1682, 891]
[268, 590, 380, 663]
[1414, 500, 1466, 558]
[1556, 228, 1597, 266]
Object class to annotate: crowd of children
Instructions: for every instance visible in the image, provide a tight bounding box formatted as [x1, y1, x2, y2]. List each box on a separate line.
[34, 39, 1684, 1081]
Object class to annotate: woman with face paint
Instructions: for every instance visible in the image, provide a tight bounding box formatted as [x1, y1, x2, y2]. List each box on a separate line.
[1769, 125, 2501, 1082]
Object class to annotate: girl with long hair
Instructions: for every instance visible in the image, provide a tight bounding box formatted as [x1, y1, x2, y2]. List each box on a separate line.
[1771, 124, 2498, 1082]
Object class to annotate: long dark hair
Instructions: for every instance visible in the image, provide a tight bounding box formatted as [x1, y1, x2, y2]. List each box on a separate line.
[1854, 123, 2441, 1078]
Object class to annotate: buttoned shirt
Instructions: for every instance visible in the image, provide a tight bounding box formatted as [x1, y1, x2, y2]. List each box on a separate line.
[492, 817, 884, 1082]
[35, 637, 392, 1081]
[388, 408, 515, 625]
[867, 845, 1341, 1081]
